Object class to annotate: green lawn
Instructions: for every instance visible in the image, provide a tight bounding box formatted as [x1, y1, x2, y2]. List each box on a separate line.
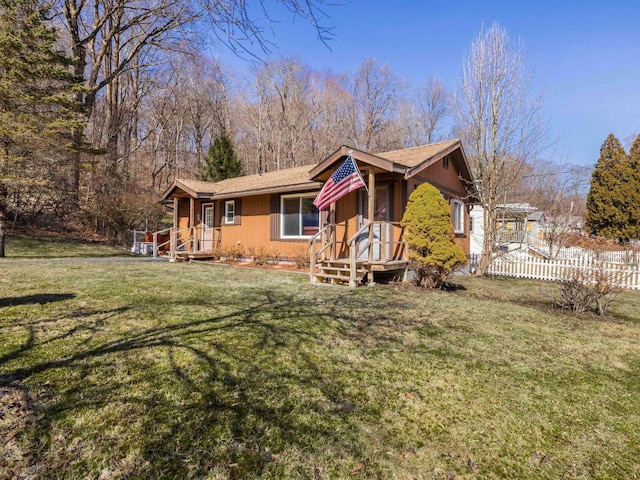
[1, 245, 640, 479]
[1, 234, 129, 260]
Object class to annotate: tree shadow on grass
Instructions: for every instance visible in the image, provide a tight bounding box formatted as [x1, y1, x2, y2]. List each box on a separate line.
[0, 287, 439, 479]
[0, 293, 75, 308]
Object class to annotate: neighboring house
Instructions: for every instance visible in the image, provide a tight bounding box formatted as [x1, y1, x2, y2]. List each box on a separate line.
[495, 203, 539, 245]
[527, 210, 546, 240]
[158, 139, 478, 286]
[470, 203, 546, 255]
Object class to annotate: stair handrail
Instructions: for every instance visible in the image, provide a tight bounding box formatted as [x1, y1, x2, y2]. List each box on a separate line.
[175, 227, 197, 255]
[347, 221, 371, 245]
[160, 226, 195, 260]
[309, 223, 335, 282]
[346, 222, 372, 288]
[349, 221, 375, 262]
[152, 227, 172, 258]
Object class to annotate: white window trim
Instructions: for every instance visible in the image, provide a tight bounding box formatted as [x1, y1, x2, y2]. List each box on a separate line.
[224, 200, 235, 225]
[280, 192, 320, 239]
[453, 200, 465, 234]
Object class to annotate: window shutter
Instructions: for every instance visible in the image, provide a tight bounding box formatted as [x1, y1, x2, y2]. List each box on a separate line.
[214, 201, 221, 227]
[234, 198, 242, 225]
[270, 195, 280, 240]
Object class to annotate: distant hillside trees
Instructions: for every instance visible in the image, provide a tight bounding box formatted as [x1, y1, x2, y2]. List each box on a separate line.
[0, 0, 83, 257]
[54, 0, 333, 208]
[586, 133, 640, 241]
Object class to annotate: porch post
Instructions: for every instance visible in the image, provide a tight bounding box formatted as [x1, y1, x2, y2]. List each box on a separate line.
[368, 168, 375, 264]
[189, 197, 196, 253]
[329, 203, 336, 260]
[172, 197, 178, 260]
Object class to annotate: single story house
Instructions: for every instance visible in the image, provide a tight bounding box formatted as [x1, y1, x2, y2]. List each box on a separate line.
[158, 139, 478, 286]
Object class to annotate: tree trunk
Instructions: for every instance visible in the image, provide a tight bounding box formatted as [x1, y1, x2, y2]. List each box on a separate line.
[477, 205, 495, 276]
[0, 181, 7, 258]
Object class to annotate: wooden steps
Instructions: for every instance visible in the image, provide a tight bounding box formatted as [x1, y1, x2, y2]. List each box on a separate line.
[311, 258, 409, 288]
[312, 260, 367, 287]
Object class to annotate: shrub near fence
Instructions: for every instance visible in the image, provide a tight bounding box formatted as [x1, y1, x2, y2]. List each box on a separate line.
[488, 255, 640, 290]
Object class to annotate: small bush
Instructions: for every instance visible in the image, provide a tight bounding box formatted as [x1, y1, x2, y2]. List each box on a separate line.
[249, 247, 279, 265]
[558, 264, 619, 316]
[401, 183, 467, 288]
[217, 245, 244, 263]
[289, 244, 310, 269]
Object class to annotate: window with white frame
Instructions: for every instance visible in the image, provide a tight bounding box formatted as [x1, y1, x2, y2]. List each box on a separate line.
[224, 200, 235, 224]
[281, 194, 320, 238]
[453, 200, 465, 234]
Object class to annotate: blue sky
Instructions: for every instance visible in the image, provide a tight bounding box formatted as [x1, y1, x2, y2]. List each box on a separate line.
[212, 0, 640, 168]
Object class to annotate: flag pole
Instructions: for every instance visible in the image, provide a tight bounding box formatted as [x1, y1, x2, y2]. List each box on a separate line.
[349, 151, 368, 195]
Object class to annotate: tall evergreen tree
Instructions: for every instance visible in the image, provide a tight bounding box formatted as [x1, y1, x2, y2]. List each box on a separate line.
[586, 133, 636, 240]
[627, 134, 640, 239]
[0, 0, 83, 256]
[201, 131, 243, 183]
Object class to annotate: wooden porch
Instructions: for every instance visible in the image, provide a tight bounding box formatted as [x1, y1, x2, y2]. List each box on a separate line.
[150, 194, 222, 261]
[150, 225, 221, 261]
[309, 220, 408, 288]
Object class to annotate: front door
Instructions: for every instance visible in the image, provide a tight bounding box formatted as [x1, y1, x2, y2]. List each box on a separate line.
[358, 185, 390, 261]
[201, 204, 214, 251]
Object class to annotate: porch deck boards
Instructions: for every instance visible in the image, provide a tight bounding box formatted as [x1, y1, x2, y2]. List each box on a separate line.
[175, 251, 216, 261]
[320, 258, 408, 272]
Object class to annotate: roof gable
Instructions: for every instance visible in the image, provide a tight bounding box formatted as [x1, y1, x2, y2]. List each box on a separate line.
[309, 140, 478, 200]
[376, 140, 459, 169]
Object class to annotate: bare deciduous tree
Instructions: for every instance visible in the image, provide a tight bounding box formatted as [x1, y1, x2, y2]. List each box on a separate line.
[55, 0, 333, 207]
[402, 77, 451, 146]
[457, 23, 546, 275]
[348, 58, 404, 152]
[252, 58, 317, 171]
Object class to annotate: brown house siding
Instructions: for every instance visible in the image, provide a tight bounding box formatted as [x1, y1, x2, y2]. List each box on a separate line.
[208, 193, 320, 258]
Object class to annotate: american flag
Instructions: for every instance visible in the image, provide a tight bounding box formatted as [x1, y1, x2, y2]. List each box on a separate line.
[313, 156, 366, 210]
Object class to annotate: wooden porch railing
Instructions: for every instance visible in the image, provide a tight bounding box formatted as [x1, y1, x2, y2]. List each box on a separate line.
[153, 226, 221, 260]
[152, 227, 172, 259]
[309, 223, 335, 283]
[347, 221, 406, 260]
[496, 230, 527, 244]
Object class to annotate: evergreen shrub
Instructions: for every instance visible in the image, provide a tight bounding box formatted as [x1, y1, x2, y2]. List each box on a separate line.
[401, 183, 467, 288]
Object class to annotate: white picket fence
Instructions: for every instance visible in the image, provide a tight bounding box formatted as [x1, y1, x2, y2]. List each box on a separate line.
[487, 255, 640, 290]
[521, 234, 640, 264]
[552, 246, 640, 264]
